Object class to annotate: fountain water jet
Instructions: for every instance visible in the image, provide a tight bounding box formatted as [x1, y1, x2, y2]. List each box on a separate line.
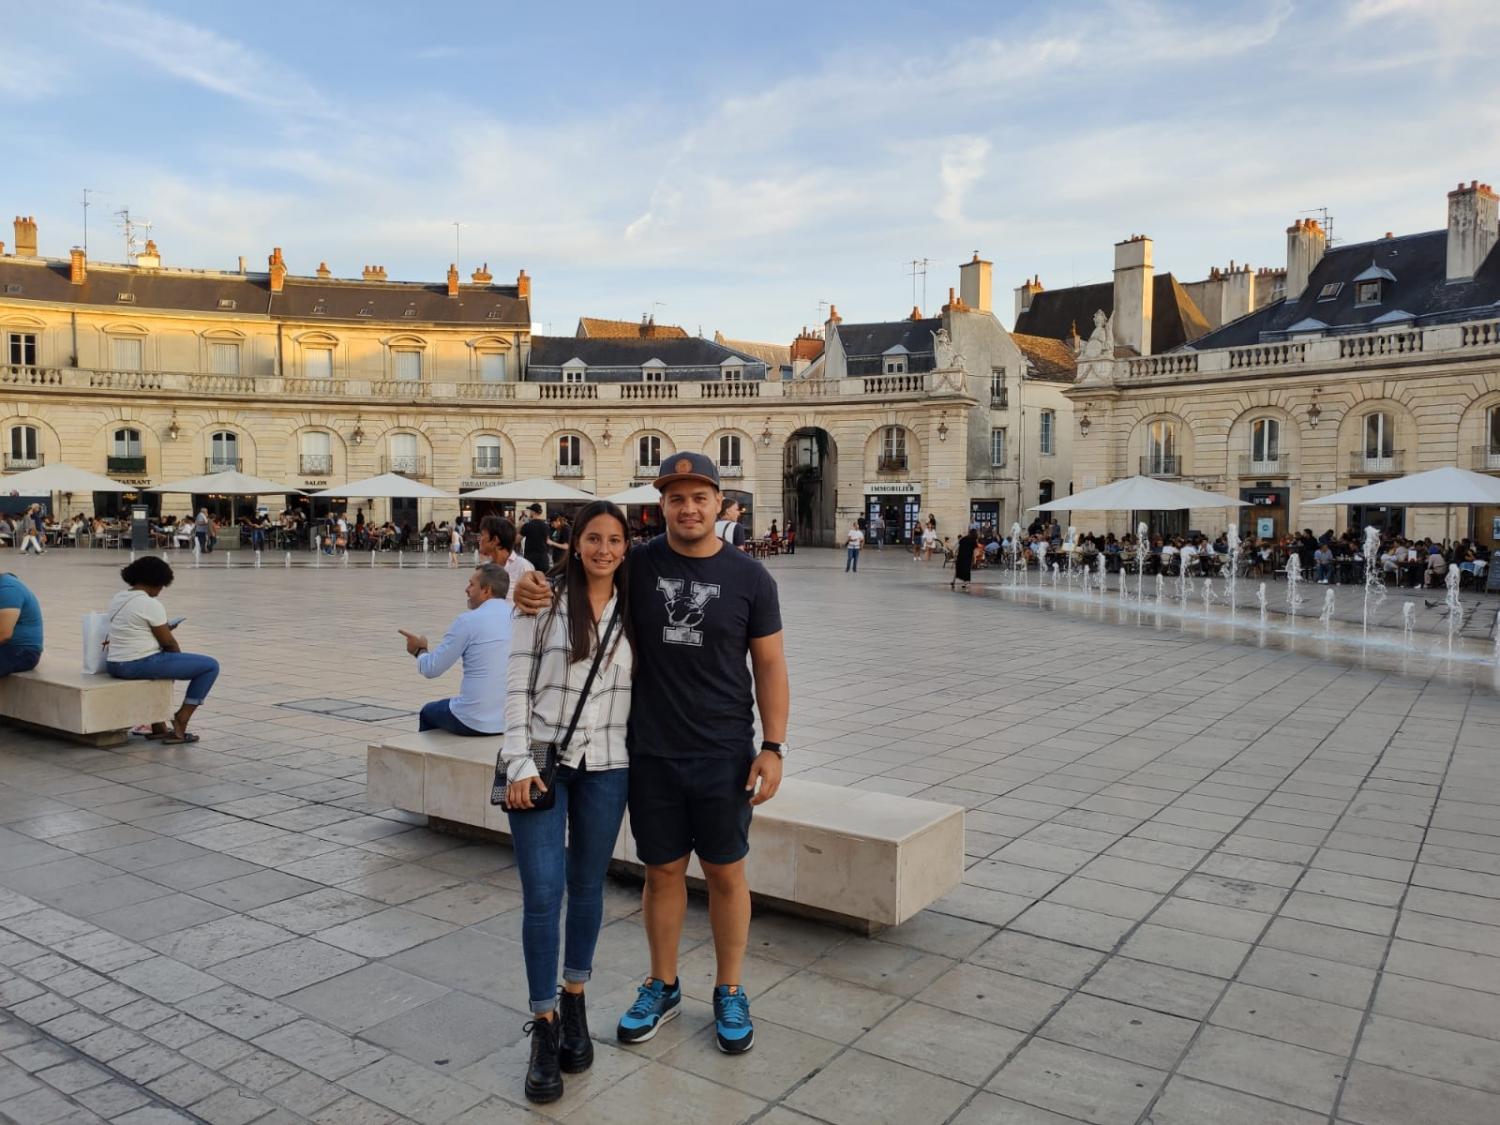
[1010, 523, 1023, 588]
[1362, 526, 1386, 636]
[1285, 554, 1305, 626]
[1402, 602, 1417, 650]
[1225, 525, 1241, 617]
[1155, 572, 1165, 604]
[1097, 556, 1106, 601]
[1257, 583, 1268, 627]
[1135, 523, 1149, 603]
[1202, 577, 1215, 612]
[1320, 588, 1336, 636]
[1064, 527, 1077, 586]
[1445, 566, 1464, 655]
[1051, 562, 1060, 588]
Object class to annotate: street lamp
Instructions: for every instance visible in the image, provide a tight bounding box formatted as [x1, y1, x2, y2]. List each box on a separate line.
[167, 411, 179, 441]
[600, 419, 613, 448]
[760, 419, 772, 447]
[351, 416, 365, 446]
[1079, 412, 1091, 437]
[937, 414, 949, 442]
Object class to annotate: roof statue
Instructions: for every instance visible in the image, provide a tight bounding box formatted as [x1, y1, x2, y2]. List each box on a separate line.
[931, 327, 964, 371]
[1081, 310, 1114, 359]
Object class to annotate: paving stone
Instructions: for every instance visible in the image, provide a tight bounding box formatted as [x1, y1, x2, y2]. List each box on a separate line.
[920, 962, 1068, 1032]
[1371, 972, 1500, 1041]
[309, 1093, 408, 1125]
[145, 1061, 227, 1107]
[183, 1085, 272, 1125]
[1238, 946, 1377, 1009]
[1118, 923, 1250, 978]
[312, 906, 458, 958]
[145, 917, 296, 968]
[220, 1048, 301, 1092]
[1150, 1073, 1327, 1124]
[263, 1069, 346, 1115]
[987, 1037, 1166, 1125]
[192, 871, 322, 912]
[855, 999, 1023, 1084]
[178, 985, 302, 1039]
[1211, 982, 1363, 1054]
[111, 1044, 187, 1085]
[755, 970, 903, 1043]
[1041, 992, 1199, 1069]
[785, 1049, 965, 1125]
[1356, 1012, 1500, 1093]
[969, 931, 1104, 988]
[1337, 1059, 1500, 1125]
[340, 1054, 488, 1123]
[253, 1018, 387, 1079]
[113, 957, 223, 1003]
[35, 1058, 113, 1094]
[1179, 1024, 1345, 1112]
[282, 963, 450, 1034]
[72, 1079, 153, 1118]
[1081, 956, 1224, 1020]
[209, 938, 364, 998]
[246, 888, 388, 935]
[362, 991, 524, 1071]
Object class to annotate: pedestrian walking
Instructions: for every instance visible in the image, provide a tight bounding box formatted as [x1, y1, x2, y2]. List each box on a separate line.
[844, 519, 863, 573]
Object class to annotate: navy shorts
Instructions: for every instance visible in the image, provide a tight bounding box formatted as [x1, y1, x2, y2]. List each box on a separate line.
[628, 753, 754, 866]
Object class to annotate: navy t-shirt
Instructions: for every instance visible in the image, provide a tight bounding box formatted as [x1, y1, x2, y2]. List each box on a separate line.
[627, 535, 781, 759]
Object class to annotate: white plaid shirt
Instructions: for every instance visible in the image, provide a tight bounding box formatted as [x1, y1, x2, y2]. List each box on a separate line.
[501, 594, 632, 783]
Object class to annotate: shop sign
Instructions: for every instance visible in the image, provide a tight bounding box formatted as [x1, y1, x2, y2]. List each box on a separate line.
[302, 479, 329, 487]
[864, 481, 919, 495]
[458, 480, 498, 491]
[1246, 491, 1282, 506]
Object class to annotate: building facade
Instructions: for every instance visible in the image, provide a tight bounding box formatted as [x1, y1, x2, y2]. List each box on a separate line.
[1058, 181, 1500, 549]
[0, 219, 1045, 541]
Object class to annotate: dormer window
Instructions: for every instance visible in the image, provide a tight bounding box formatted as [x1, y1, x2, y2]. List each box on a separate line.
[1316, 282, 1342, 302]
[1352, 263, 1396, 308]
[562, 359, 587, 384]
[1355, 280, 1382, 305]
[643, 369, 665, 383]
[882, 344, 909, 375]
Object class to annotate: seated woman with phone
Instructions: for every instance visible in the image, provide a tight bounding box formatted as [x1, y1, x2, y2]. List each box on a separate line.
[105, 556, 219, 744]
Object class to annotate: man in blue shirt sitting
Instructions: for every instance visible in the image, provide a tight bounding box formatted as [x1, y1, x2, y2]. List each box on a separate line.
[400, 563, 511, 735]
[0, 572, 43, 677]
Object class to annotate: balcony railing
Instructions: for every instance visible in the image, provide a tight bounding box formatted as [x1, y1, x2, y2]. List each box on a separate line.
[1237, 454, 1290, 477]
[542, 384, 598, 400]
[1472, 445, 1500, 473]
[877, 455, 908, 472]
[107, 455, 146, 475]
[863, 373, 926, 395]
[702, 381, 760, 399]
[719, 464, 744, 477]
[1141, 455, 1180, 477]
[3, 453, 42, 470]
[990, 387, 1008, 408]
[205, 458, 242, 473]
[634, 463, 663, 479]
[382, 456, 429, 478]
[299, 454, 333, 475]
[471, 457, 504, 477]
[1350, 450, 1404, 475]
[555, 463, 585, 477]
[621, 382, 678, 401]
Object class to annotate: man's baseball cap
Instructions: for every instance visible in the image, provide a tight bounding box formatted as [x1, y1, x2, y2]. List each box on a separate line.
[526, 503, 542, 514]
[654, 451, 721, 492]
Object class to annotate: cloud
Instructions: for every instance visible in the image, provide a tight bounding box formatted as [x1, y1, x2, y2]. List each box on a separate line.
[937, 137, 991, 225]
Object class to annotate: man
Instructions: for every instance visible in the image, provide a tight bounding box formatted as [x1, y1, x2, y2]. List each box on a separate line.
[871, 511, 885, 549]
[400, 563, 512, 735]
[0, 571, 43, 677]
[478, 515, 535, 602]
[713, 498, 748, 550]
[520, 504, 552, 572]
[514, 452, 788, 1056]
[547, 513, 571, 568]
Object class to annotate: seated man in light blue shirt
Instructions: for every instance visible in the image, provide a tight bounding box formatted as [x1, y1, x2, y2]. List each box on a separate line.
[400, 563, 512, 735]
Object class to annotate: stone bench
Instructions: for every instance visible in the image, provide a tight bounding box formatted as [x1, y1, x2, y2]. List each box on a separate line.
[0, 656, 174, 747]
[368, 730, 964, 932]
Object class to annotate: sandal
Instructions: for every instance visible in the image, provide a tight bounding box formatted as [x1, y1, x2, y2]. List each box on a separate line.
[162, 732, 200, 745]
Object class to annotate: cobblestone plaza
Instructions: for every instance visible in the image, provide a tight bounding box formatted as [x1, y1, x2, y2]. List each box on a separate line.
[2, 549, 1499, 1124]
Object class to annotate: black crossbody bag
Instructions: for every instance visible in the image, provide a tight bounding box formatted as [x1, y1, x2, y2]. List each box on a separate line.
[491, 605, 620, 811]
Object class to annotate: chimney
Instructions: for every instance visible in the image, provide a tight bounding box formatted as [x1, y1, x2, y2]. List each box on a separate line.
[69, 246, 86, 285]
[1284, 218, 1326, 301]
[268, 247, 287, 294]
[516, 269, 530, 300]
[471, 262, 492, 284]
[958, 251, 992, 313]
[1112, 234, 1153, 355]
[13, 216, 37, 257]
[0, 242, 6, 256]
[316, 261, 331, 279]
[1014, 274, 1043, 321]
[909, 305, 923, 320]
[446, 263, 460, 297]
[362, 265, 387, 281]
[1446, 179, 1499, 282]
[1221, 261, 1255, 322]
[238, 255, 247, 274]
[136, 239, 161, 270]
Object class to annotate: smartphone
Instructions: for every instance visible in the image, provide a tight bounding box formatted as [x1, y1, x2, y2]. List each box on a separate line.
[167, 617, 186, 629]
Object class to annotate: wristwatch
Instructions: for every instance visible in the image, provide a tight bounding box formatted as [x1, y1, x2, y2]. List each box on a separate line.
[761, 740, 786, 759]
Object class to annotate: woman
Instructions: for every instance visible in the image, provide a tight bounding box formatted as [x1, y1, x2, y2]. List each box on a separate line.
[105, 556, 219, 744]
[502, 500, 633, 1105]
[19, 506, 45, 555]
[952, 524, 977, 590]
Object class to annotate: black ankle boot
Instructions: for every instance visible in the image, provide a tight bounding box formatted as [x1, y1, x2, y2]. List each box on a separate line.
[524, 1014, 563, 1104]
[558, 988, 594, 1073]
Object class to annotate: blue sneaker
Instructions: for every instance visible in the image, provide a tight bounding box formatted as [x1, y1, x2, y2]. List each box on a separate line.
[616, 978, 681, 1044]
[713, 984, 754, 1054]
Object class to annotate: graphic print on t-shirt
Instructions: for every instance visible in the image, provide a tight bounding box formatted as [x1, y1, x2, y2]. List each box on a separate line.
[656, 577, 721, 646]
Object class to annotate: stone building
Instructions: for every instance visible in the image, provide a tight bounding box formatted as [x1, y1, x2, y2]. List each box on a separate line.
[0, 219, 1053, 541]
[1058, 180, 1500, 548]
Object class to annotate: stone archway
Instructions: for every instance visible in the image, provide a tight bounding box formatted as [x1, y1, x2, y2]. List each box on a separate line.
[783, 427, 838, 547]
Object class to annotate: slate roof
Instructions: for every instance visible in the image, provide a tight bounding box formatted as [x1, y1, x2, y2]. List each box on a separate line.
[1013, 274, 1211, 355]
[576, 316, 688, 339]
[529, 335, 765, 369]
[1188, 231, 1500, 349]
[835, 318, 942, 357]
[0, 257, 528, 326]
[1012, 333, 1077, 381]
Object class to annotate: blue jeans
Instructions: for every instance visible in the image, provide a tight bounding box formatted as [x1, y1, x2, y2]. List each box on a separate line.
[107, 652, 220, 705]
[508, 763, 629, 1014]
[845, 547, 859, 572]
[0, 645, 40, 677]
[418, 699, 490, 736]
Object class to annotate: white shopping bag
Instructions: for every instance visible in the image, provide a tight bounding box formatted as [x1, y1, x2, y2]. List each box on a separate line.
[81, 612, 111, 674]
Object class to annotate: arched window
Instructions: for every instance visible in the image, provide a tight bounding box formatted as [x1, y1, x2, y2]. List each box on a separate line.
[6, 424, 39, 469]
[477, 352, 506, 382]
[1250, 417, 1280, 469]
[209, 431, 238, 472]
[304, 347, 333, 381]
[1486, 406, 1500, 469]
[111, 336, 143, 372]
[637, 434, 662, 470]
[388, 433, 421, 476]
[719, 434, 742, 468]
[392, 349, 422, 382]
[208, 340, 240, 376]
[1364, 411, 1394, 470]
[474, 436, 503, 477]
[557, 434, 583, 475]
[300, 432, 332, 475]
[109, 428, 144, 474]
[1038, 479, 1055, 506]
[879, 426, 907, 471]
[1146, 420, 1178, 475]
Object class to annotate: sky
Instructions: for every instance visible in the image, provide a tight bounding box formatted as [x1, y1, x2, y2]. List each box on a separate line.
[6, 0, 1499, 341]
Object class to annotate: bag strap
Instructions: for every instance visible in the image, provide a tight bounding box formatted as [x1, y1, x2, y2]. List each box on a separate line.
[107, 590, 147, 625]
[555, 604, 619, 755]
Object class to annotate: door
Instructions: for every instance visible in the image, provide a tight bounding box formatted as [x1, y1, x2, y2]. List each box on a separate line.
[1348, 504, 1404, 537]
[391, 497, 419, 533]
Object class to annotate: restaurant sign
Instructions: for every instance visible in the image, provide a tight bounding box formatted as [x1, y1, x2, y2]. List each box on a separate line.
[301, 480, 329, 487]
[116, 478, 152, 487]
